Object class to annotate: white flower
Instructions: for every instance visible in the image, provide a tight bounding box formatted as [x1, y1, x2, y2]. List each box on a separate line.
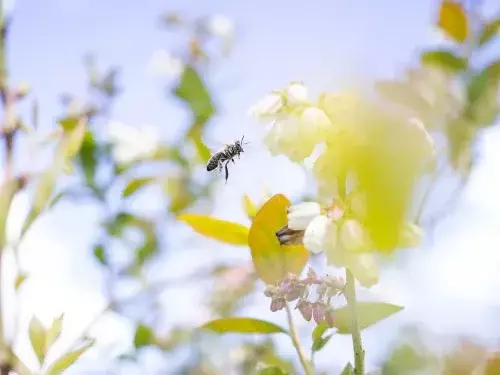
[284, 81, 308, 106]
[339, 219, 372, 253]
[287, 202, 321, 230]
[286, 202, 338, 255]
[206, 14, 234, 39]
[148, 50, 185, 78]
[398, 222, 424, 248]
[263, 106, 333, 162]
[107, 121, 160, 165]
[248, 91, 284, 121]
[304, 215, 338, 254]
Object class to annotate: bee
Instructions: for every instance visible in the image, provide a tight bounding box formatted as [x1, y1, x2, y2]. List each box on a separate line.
[206, 136, 249, 183]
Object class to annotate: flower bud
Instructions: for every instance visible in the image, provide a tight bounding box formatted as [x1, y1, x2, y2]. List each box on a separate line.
[324, 275, 345, 290]
[264, 285, 278, 298]
[285, 283, 306, 302]
[316, 282, 328, 299]
[312, 302, 326, 324]
[249, 91, 284, 121]
[325, 307, 335, 328]
[304, 267, 318, 284]
[270, 297, 286, 312]
[297, 300, 313, 321]
[284, 81, 308, 106]
[300, 107, 331, 133]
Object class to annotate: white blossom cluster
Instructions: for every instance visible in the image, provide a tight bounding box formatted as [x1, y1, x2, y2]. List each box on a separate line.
[249, 82, 434, 284]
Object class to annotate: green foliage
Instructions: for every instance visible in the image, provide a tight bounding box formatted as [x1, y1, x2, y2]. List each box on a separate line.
[311, 323, 333, 353]
[478, 18, 500, 47]
[43, 339, 95, 375]
[77, 129, 98, 187]
[420, 50, 468, 72]
[173, 65, 215, 124]
[259, 367, 289, 375]
[29, 316, 48, 364]
[340, 363, 354, 375]
[333, 302, 404, 334]
[200, 317, 288, 335]
[122, 177, 157, 198]
[134, 324, 155, 349]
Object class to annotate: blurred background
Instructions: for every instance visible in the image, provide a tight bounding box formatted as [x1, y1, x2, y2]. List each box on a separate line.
[1, 0, 500, 374]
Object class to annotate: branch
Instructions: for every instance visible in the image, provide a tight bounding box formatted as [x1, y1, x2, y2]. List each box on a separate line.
[344, 269, 365, 375]
[285, 304, 314, 375]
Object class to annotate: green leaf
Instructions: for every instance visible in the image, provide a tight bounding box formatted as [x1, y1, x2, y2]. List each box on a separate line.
[340, 362, 354, 375]
[311, 323, 333, 352]
[259, 367, 289, 375]
[479, 19, 500, 47]
[173, 65, 215, 124]
[61, 119, 86, 159]
[45, 314, 64, 350]
[43, 339, 95, 375]
[58, 117, 79, 132]
[78, 130, 98, 187]
[134, 324, 154, 349]
[0, 178, 21, 248]
[190, 132, 211, 163]
[122, 177, 156, 198]
[93, 244, 107, 265]
[29, 316, 47, 364]
[178, 214, 250, 246]
[105, 212, 136, 237]
[248, 194, 309, 284]
[420, 50, 468, 73]
[334, 302, 404, 334]
[437, 0, 469, 43]
[200, 318, 287, 335]
[14, 273, 28, 291]
[465, 61, 500, 127]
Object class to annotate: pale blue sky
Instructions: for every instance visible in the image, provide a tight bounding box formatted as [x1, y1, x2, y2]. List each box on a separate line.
[2, 0, 500, 374]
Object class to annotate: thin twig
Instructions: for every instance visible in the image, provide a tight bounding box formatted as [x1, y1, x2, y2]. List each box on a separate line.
[285, 303, 314, 375]
[344, 269, 364, 375]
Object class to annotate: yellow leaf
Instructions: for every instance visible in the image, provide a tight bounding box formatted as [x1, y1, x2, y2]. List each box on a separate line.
[242, 194, 258, 219]
[248, 194, 309, 285]
[178, 214, 249, 246]
[438, 0, 468, 43]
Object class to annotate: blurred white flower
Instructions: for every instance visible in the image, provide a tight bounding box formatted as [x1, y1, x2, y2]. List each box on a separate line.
[206, 14, 234, 39]
[287, 202, 322, 230]
[248, 90, 284, 121]
[339, 219, 372, 253]
[107, 121, 160, 165]
[284, 81, 308, 106]
[148, 49, 185, 79]
[264, 106, 333, 162]
[286, 202, 339, 254]
[304, 215, 338, 254]
[398, 222, 424, 248]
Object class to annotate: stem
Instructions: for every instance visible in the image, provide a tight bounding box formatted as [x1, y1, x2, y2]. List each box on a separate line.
[284, 304, 313, 375]
[0, 1, 11, 373]
[344, 269, 364, 375]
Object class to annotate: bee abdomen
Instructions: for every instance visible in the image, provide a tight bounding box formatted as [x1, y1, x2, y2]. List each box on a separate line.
[206, 157, 219, 171]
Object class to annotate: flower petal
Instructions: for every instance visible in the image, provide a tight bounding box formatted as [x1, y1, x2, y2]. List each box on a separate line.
[303, 215, 337, 254]
[285, 81, 308, 105]
[287, 202, 321, 230]
[339, 219, 372, 253]
[249, 92, 284, 121]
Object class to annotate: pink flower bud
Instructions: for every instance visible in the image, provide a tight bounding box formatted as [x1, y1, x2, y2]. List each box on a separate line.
[312, 302, 326, 324]
[270, 297, 286, 312]
[297, 300, 313, 321]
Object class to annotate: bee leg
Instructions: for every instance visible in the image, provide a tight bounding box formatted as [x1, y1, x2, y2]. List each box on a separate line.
[231, 158, 236, 164]
[224, 161, 230, 184]
[217, 160, 224, 174]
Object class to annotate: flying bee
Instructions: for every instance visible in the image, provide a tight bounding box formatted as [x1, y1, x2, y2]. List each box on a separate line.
[206, 136, 249, 183]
